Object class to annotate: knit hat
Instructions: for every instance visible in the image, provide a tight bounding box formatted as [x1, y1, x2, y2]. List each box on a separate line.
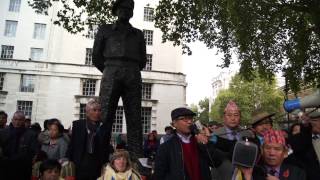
[263, 129, 286, 146]
[224, 100, 240, 112]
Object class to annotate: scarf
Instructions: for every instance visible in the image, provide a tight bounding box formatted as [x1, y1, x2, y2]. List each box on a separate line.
[86, 120, 100, 154]
[100, 165, 141, 180]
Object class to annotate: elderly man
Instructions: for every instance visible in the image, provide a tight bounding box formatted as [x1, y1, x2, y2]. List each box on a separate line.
[154, 107, 220, 180]
[212, 100, 254, 180]
[0, 111, 39, 179]
[239, 129, 306, 180]
[288, 111, 320, 180]
[93, 0, 146, 159]
[67, 98, 111, 180]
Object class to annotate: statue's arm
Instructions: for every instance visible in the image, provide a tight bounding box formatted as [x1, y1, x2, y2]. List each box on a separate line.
[92, 25, 106, 73]
[140, 31, 147, 70]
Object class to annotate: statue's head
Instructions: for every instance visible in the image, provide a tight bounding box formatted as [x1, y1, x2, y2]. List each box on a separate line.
[112, 0, 134, 21]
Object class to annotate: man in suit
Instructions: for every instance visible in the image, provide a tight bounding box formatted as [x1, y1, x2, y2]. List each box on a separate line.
[239, 129, 306, 180]
[288, 111, 320, 180]
[212, 100, 254, 180]
[67, 98, 111, 180]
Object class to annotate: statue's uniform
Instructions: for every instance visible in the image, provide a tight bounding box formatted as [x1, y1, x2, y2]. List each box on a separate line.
[93, 22, 146, 158]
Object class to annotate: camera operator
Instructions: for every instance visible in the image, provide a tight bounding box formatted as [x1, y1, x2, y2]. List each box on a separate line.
[288, 111, 320, 180]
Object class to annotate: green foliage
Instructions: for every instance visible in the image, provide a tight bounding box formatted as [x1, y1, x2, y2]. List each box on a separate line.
[190, 98, 210, 124]
[155, 0, 320, 92]
[28, 0, 115, 34]
[29, 0, 320, 92]
[210, 72, 284, 125]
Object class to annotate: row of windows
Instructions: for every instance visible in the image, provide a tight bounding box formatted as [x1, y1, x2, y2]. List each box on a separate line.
[79, 105, 152, 134]
[7, 0, 154, 22]
[81, 78, 152, 99]
[0, 73, 152, 99]
[1, 45, 43, 60]
[0, 74, 36, 92]
[4, 21, 46, 39]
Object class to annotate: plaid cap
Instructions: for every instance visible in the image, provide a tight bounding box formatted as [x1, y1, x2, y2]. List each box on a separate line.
[224, 100, 240, 112]
[263, 129, 286, 146]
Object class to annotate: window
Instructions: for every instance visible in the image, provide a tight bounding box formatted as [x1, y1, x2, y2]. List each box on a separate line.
[143, 30, 153, 45]
[0, 73, 5, 90]
[141, 107, 151, 134]
[79, 103, 86, 121]
[9, 0, 21, 12]
[144, 7, 154, 22]
[4, 20, 18, 37]
[112, 106, 124, 133]
[1, 45, 14, 59]
[142, 83, 152, 99]
[17, 101, 33, 117]
[82, 79, 96, 96]
[143, 54, 152, 71]
[85, 48, 93, 65]
[20, 74, 35, 92]
[30, 48, 43, 60]
[87, 25, 98, 39]
[33, 23, 46, 39]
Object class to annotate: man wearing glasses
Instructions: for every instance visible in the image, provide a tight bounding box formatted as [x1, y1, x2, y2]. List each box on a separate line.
[154, 107, 220, 180]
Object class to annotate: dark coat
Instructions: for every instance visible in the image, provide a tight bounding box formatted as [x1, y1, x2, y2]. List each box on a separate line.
[288, 125, 320, 180]
[67, 120, 111, 180]
[0, 124, 39, 179]
[252, 163, 306, 180]
[154, 133, 220, 180]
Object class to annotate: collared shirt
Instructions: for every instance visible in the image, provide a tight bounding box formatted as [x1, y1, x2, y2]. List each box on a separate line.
[225, 126, 240, 141]
[312, 134, 320, 140]
[265, 165, 280, 177]
[177, 132, 192, 143]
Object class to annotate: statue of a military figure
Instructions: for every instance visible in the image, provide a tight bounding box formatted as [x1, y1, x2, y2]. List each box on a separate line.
[92, 0, 146, 159]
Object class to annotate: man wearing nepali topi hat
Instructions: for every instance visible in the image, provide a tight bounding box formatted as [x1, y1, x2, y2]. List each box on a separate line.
[238, 129, 306, 180]
[211, 100, 254, 180]
[288, 111, 320, 180]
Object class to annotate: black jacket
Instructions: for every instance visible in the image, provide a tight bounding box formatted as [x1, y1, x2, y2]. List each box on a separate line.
[252, 163, 306, 180]
[154, 133, 220, 180]
[288, 125, 320, 180]
[0, 124, 39, 179]
[67, 120, 111, 180]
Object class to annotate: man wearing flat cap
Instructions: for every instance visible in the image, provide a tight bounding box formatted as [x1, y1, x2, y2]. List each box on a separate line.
[93, 0, 146, 160]
[289, 111, 320, 180]
[154, 107, 220, 180]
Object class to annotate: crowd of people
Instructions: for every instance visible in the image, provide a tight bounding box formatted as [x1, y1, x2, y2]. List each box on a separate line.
[0, 98, 320, 180]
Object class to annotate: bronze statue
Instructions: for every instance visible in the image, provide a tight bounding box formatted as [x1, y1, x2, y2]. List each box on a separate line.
[92, 0, 146, 159]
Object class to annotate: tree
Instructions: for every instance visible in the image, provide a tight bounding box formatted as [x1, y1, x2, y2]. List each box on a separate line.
[210, 72, 284, 125]
[28, 0, 115, 34]
[189, 98, 210, 124]
[154, 0, 320, 93]
[29, 0, 320, 92]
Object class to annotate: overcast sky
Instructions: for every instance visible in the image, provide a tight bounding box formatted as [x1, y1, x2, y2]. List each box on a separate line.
[182, 42, 239, 105]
